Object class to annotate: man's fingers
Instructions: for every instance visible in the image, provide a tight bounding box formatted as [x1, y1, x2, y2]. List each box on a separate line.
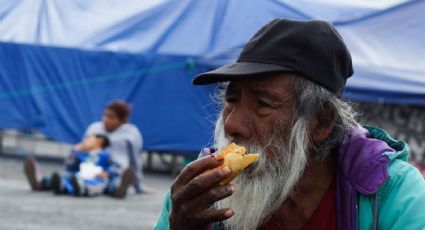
[170, 208, 234, 229]
[173, 166, 231, 203]
[193, 208, 234, 226]
[185, 184, 235, 212]
[168, 153, 235, 229]
[175, 154, 224, 185]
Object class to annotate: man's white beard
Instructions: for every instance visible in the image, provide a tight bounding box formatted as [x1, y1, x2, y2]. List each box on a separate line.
[215, 114, 309, 230]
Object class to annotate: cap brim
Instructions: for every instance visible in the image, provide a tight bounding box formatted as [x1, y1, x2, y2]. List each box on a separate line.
[192, 62, 294, 85]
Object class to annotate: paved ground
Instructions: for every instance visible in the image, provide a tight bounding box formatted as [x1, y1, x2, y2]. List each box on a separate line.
[0, 156, 175, 230]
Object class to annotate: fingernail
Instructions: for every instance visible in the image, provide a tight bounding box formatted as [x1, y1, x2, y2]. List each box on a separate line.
[214, 154, 224, 161]
[222, 166, 231, 174]
[225, 209, 234, 217]
[227, 185, 234, 193]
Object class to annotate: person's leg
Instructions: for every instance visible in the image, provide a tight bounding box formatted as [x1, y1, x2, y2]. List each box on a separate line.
[51, 172, 67, 194]
[49, 171, 78, 195]
[127, 142, 143, 193]
[39, 177, 52, 190]
[133, 165, 143, 193]
[24, 156, 52, 191]
[106, 174, 119, 194]
[70, 175, 85, 196]
[107, 168, 134, 198]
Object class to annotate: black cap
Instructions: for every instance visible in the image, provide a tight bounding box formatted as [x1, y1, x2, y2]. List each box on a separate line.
[193, 18, 354, 95]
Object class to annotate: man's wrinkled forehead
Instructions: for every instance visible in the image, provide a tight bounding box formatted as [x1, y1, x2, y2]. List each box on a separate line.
[224, 73, 297, 98]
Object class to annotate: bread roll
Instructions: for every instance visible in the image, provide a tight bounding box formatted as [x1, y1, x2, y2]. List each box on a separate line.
[217, 143, 259, 185]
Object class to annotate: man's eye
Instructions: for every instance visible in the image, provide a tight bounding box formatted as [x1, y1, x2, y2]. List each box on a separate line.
[257, 100, 271, 108]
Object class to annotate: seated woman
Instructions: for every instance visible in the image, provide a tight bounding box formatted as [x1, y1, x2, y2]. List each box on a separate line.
[24, 135, 134, 198]
[83, 101, 147, 194]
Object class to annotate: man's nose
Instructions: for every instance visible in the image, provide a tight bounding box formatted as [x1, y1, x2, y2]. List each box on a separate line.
[223, 105, 252, 143]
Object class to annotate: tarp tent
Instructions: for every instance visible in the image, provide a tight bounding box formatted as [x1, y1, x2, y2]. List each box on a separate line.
[1, 0, 424, 153]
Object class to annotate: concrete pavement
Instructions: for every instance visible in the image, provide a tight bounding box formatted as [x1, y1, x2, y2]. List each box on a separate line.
[0, 157, 175, 230]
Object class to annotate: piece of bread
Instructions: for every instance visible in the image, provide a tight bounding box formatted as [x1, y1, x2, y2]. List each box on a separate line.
[217, 143, 260, 185]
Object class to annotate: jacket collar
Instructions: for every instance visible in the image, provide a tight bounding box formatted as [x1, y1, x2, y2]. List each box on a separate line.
[337, 126, 393, 195]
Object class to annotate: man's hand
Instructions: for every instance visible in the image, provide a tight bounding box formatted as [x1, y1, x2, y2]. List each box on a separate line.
[169, 155, 235, 230]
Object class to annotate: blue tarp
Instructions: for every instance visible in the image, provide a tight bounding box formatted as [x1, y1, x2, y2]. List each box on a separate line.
[0, 42, 217, 153]
[0, 0, 424, 152]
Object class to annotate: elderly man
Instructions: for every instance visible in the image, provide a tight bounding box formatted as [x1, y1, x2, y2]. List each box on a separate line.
[154, 19, 425, 229]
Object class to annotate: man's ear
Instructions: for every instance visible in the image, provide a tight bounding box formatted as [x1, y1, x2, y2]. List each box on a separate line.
[310, 103, 335, 143]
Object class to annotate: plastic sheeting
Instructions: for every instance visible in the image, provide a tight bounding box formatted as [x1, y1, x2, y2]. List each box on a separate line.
[0, 42, 217, 152]
[0, 0, 424, 152]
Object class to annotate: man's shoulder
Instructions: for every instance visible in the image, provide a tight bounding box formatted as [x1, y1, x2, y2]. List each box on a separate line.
[357, 160, 425, 228]
[368, 159, 425, 228]
[381, 159, 424, 194]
